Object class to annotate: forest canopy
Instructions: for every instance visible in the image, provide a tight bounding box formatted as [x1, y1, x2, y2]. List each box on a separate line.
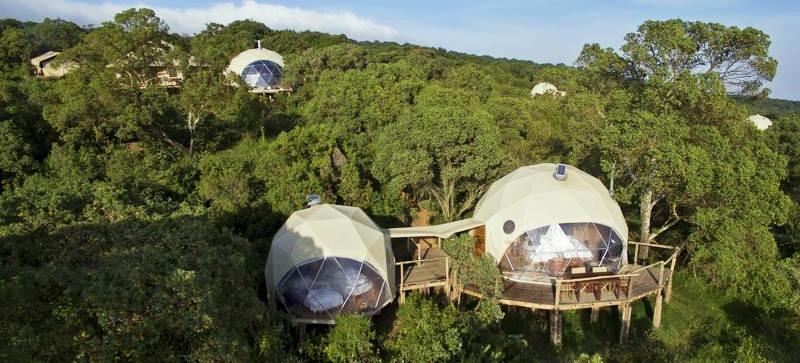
[1, 9, 798, 363]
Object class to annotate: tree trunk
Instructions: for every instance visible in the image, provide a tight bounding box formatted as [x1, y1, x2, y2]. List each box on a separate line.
[187, 113, 199, 157]
[639, 189, 653, 260]
[188, 129, 194, 156]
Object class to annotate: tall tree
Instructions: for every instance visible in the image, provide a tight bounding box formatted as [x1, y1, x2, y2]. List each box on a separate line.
[372, 85, 509, 221]
[578, 19, 778, 96]
[48, 8, 180, 149]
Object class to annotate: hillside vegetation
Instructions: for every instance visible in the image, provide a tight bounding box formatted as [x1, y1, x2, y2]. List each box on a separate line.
[1, 9, 798, 362]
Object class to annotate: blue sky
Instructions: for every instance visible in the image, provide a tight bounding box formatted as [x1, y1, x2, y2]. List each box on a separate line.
[2, 0, 799, 99]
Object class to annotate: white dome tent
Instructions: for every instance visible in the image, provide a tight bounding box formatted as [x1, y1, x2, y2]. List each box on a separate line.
[748, 114, 772, 130]
[225, 41, 290, 93]
[531, 82, 566, 97]
[265, 203, 395, 323]
[472, 163, 628, 281]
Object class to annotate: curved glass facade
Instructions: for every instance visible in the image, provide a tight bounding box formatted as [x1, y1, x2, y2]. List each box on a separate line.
[499, 223, 624, 282]
[276, 257, 392, 322]
[240, 60, 283, 88]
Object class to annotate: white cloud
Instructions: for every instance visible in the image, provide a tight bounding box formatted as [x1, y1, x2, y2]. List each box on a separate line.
[0, 0, 399, 40]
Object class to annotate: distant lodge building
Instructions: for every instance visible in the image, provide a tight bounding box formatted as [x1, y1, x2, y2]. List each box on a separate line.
[29, 40, 291, 94]
[266, 164, 680, 346]
[30, 51, 76, 79]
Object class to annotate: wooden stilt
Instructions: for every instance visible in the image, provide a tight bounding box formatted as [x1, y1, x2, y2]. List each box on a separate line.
[399, 290, 405, 304]
[619, 303, 632, 345]
[665, 249, 679, 303]
[550, 310, 562, 346]
[591, 307, 600, 323]
[653, 290, 663, 329]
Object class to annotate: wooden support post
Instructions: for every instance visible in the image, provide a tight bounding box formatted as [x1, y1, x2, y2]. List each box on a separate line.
[651, 260, 665, 329]
[653, 290, 663, 329]
[416, 238, 421, 264]
[591, 307, 600, 323]
[554, 280, 562, 307]
[550, 310, 562, 346]
[619, 303, 632, 345]
[633, 243, 640, 265]
[445, 256, 450, 299]
[399, 263, 405, 304]
[665, 248, 679, 303]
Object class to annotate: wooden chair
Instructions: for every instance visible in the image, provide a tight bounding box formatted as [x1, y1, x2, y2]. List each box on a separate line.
[615, 278, 630, 299]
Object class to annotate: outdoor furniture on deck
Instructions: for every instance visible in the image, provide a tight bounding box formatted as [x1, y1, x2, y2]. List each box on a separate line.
[565, 270, 614, 301]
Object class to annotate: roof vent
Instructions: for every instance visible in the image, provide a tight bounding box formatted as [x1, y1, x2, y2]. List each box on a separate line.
[553, 164, 568, 181]
[257, 40, 262, 49]
[306, 194, 322, 207]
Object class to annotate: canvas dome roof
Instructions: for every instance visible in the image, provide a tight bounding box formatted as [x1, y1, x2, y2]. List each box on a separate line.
[225, 47, 285, 76]
[531, 82, 565, 97]
[472, 163, 628, 261]
[748, 114, 772, 130]
[265, 204, 395, 293]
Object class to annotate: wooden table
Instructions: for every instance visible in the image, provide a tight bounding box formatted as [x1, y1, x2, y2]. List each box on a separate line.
[565, 271, 616, 301]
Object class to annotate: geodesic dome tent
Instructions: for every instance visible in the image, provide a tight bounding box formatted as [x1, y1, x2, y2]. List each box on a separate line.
[265, 204, 395, 323]
[531, 82, 566, 97]
[225, 47, 285, 89]
[472, 164, 628, 281]
[748, 114, 772, 130]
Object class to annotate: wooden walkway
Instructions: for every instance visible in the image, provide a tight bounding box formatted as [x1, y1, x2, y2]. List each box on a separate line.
[395, 248, 449, 303]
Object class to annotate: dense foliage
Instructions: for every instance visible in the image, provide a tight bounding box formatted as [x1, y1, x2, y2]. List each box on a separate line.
[0, 10, 798, 362]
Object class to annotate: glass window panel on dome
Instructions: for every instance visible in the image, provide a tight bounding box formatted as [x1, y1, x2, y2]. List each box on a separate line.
[276, 256, 390, 321]
[499, 222, 625, 281]
[240, 60, 283, 88]
[339, 261, 387, 314]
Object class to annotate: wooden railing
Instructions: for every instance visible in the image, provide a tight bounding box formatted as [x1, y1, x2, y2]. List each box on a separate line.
[627, 241, 680, 302]
[396, 256, 449, 291]
[554, 273, 639, 307]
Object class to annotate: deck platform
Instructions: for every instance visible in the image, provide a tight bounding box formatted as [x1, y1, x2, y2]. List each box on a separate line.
[392, 241, 680, 345]
[462, 263, 672, 310]
[395, 248, 450, 303]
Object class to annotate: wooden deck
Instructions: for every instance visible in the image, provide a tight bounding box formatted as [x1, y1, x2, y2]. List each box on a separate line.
[394, 241, 679, 312]
[462, 263, 672, 310]
[395, 248, 450, 303]
[390, 240, 680, 346]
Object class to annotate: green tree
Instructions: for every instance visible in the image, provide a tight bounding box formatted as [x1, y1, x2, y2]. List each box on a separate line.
[372, 85, 509, 221]
[386, 294, 462, 362]
[28, 18, 85, 54]
[0, 217, 277, 362]
[47, 9, 180, 150]
[579, 19, 777, 96]
[326, 314, 380, 363]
